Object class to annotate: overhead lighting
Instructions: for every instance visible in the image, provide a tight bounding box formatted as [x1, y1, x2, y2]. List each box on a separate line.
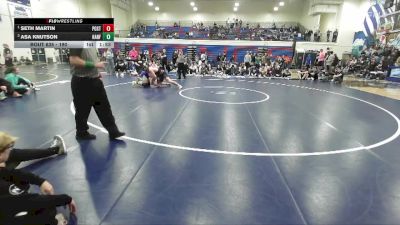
[234, 7, 238, 11]
[279, 1, 285, 6]
[274, 6, 278, 11]
[235, 2, 239, 7]
[190, 2, 195, 6]
[155, 6, 160, 11]
[148, 1, 153, 6]
[193, 6, 198, 11]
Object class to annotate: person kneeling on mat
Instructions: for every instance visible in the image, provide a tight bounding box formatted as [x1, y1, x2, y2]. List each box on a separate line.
[132, 68, 151, 88]
[0, 132, 76, 225]
[4, 67, 40, 95]
[152, 66, 182, 89]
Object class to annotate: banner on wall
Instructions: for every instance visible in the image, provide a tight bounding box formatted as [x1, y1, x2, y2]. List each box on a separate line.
[7, 2, 32, 26]
[7, 0, 31, 7]
[8, 3, 32, 18]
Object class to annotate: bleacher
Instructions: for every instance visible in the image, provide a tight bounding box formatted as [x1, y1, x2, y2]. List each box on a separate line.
[129, 20, 307, 41]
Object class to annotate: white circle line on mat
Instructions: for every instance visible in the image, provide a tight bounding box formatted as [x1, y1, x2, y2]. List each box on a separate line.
[69, 81, 400, 157]
[179, 86, 270, 105]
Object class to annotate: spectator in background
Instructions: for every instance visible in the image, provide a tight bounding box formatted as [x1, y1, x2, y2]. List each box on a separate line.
[326, 30, 331, 42]
[363, 57, 378, 78]
[326, 52, 336, 74]
[129, 47, 139, 61]
[216, 53, 222, 65]
[4, 67, 40, 95]
[222, 52, 227, 62]
[317, 49, 326, 69]
[104, 48, 115, 76]
[161, 49, 168, 71]
[176, 50, 187, 79]
[172, 50, 178, 65]
[201, 51, 207, 64]
[244, 51, 252, 70]
[305, 54, 313, 69]
[332, 29, 338, 42]
[3, 44, 13, 67]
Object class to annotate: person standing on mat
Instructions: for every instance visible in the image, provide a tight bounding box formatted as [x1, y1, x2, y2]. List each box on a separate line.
[176, 50, 186, 79]
[69, 48, 125, 140]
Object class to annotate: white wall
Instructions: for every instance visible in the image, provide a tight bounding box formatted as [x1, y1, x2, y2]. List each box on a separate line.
[31, 0, 83, 17]
[300, 0, 320, 30]
[336, 0, 370, 50]
[84, 0, 111, 18]
[131, 0, 138, 26]
[319, 13, 337, 41]
[111, 5, 129, 31]
[135, 0, 304, 24]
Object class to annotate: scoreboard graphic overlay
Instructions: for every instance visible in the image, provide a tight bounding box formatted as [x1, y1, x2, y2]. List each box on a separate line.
[14, 18, 114, 48]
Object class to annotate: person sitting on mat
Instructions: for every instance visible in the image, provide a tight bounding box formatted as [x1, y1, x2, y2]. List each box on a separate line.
[4, 66, 40, 95]
[0, 131, 67, 169]
[0, 132, 76, 225]
[0, 77, 22, 99]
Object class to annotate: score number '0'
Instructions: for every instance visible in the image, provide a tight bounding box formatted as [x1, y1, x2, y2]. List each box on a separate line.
[102, 24, 114, 32]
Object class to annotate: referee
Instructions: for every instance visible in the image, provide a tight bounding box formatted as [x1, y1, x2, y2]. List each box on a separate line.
[69, 48, 124, 140]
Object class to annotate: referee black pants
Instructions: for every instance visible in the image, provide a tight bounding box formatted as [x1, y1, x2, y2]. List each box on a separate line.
[71, 76, 118, 135]
[177, 63, 186, 79]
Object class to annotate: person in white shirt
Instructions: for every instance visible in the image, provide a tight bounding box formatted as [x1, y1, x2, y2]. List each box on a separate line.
[201, 52, 207, 64]
[244, 52, 252, 70]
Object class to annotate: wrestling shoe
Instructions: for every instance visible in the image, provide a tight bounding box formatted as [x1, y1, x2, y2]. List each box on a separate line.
[0, 92, 6, 101]
[50, 135, 67, 155]
[76, 132, 96, 140]
[109, 131, 125, 139]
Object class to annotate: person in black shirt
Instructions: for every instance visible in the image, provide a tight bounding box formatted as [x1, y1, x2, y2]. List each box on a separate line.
[216, 53, 222, 65]
[172, 50, 178, 65]
[363, 58, 378, 78]
[161, 49, 168, 70]
[326, 30, 331, 42]
[332, 29, 338, 42]
[0, 132, 76, 225]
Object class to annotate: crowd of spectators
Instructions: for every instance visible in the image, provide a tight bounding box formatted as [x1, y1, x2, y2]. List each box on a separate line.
[108, 46, 293, 80]
[129, 19, 339, 42]
[345, 45, 400, 80]
[295, 45, 400, 83]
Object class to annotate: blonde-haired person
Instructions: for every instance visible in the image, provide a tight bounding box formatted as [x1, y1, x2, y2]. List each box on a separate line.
[0, 132, 76, 225]
[1, 132, 66, 169]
